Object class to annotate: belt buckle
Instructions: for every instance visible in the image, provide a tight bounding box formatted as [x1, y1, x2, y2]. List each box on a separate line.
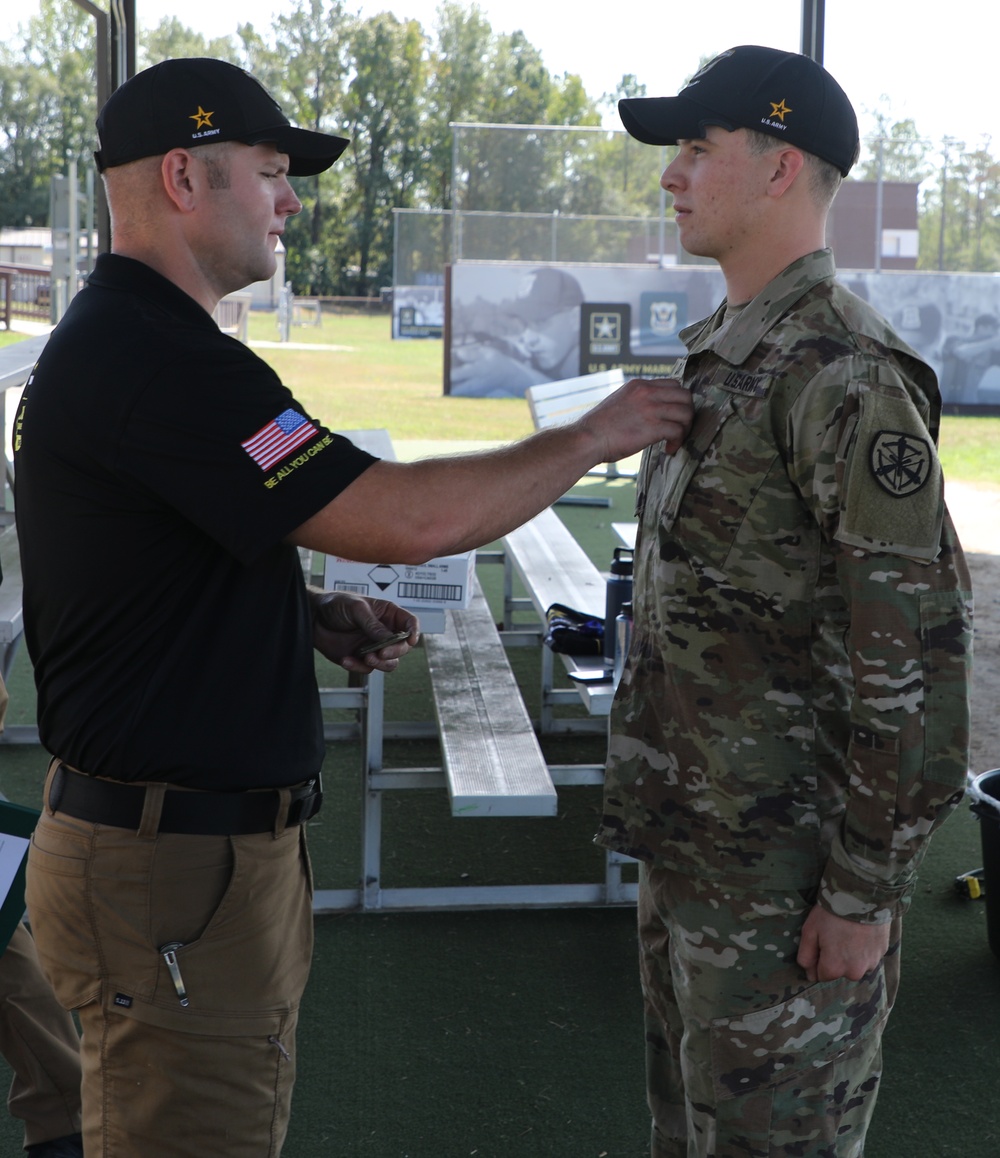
[287, 777, 323, 827]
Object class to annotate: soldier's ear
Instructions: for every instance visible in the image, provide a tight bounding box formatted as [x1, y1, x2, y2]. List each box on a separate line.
[765, 147, 805, 199]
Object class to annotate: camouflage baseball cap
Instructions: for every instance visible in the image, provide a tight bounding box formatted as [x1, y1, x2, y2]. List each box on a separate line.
[619, 45, 860, 177]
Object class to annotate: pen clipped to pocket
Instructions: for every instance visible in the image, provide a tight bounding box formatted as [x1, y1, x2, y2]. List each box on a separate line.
[159, 941, 189, 1007]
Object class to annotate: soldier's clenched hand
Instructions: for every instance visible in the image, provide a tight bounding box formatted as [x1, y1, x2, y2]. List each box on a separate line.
[797, 905, 891, 983]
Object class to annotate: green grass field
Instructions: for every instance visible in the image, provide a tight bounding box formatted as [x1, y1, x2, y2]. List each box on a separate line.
[5, 311, 999, 482]
[249, 311, 533, 443]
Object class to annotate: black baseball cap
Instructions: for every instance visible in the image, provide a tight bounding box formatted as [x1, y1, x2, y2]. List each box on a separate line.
[95, 57, 349, 177]
[619, 45, 859, 177]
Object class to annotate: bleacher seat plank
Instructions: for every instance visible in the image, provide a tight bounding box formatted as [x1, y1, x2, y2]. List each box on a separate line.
[526, 369, 629, 481]
[526, 368, 625, 429]
[503, 507, 605, 622]
[502, 507, 615, 724]
[424, 576, 557, 818]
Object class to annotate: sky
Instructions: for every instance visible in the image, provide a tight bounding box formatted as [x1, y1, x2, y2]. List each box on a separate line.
[2, 1, 995, 152]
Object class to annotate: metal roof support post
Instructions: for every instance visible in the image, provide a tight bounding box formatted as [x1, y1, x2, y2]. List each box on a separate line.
[69, 0, 136, 254]
[800, 0, 826, 63]
[450, 123, 460, 264]
[109, 0, 136, 84]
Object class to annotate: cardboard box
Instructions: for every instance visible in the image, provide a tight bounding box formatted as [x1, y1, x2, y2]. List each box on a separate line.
[323, 550, 475, 611]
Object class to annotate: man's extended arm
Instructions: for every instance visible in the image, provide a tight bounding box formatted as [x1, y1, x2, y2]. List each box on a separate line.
[287, 377, 692, 562]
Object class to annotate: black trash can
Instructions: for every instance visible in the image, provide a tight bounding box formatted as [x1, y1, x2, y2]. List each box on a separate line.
[970, 768, 1000, 959]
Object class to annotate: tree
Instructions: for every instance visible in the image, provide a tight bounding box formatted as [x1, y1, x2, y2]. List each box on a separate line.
[460, 31, 559, 216]
[423, 2, 494, 209]
[855, 101, 932, 185]
[269, 0, 352, 243]
[0, 0, 95, 227]
[254, 0, 353, 294]
[140, 17, 241, 68]
[341, 13, 428, 294]
[921, 137, 1000, 272]
[965, 144, 1000, 271]
[613, 74, 647, 101]
[5, 2, 999, 285]
[0, 61, 62, 226]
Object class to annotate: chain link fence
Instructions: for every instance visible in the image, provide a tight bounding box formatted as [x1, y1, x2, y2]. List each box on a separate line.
[393, 123, 703, 292]
[394, 207, 685, 287]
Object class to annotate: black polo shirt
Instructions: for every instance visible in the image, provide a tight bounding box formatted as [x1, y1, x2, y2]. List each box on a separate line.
[14, 254, 376, 789]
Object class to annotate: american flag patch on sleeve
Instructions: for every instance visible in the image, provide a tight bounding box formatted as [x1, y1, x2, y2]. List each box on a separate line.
[241, 409, 319, 471]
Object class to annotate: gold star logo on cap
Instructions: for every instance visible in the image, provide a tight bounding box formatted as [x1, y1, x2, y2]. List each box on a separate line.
[769, 99, 792, 123]
[189, 106, 214, 129]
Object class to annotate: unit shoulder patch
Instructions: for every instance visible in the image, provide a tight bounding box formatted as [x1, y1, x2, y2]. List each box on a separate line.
[836, 382, 943, 562]
[868, 429, 933, 498]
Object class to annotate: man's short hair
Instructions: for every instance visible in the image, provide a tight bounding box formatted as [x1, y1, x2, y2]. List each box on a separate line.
[743, 127, 842, 207]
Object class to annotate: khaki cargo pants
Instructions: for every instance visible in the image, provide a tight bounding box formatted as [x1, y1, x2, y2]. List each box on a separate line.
[26, 763, 314, 1158]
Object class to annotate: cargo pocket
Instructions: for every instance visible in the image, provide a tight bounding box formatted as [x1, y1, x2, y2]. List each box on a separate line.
[710, 964, 889, 1105]
[95, 999, 299, 1156]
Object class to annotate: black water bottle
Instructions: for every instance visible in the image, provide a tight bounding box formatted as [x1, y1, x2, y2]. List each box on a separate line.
[603, 547, 633, 663]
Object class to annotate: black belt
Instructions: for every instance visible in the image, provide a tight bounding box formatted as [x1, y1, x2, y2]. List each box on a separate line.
[47, 763, 323, 836]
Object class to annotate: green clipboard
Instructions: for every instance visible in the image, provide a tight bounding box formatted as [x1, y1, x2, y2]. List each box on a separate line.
[0, 800, 41, 956]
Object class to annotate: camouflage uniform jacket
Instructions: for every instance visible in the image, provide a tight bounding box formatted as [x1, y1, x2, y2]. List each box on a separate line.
[597, 249, 973, 923]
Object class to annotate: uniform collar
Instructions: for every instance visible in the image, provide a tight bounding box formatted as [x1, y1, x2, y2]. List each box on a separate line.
[681, 249, 837, 364]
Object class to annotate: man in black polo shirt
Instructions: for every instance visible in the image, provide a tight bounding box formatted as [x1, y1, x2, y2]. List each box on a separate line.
[13, 58, 693, 1156]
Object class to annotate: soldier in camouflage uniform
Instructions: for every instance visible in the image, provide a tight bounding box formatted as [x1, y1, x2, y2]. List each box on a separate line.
[597, 46, 973, 1158]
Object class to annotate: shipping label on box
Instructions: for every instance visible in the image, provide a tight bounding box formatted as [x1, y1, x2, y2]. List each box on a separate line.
[323, 551, 475, 610]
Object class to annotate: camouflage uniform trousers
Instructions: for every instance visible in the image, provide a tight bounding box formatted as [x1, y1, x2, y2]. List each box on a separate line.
[638, 863, 901, 1158]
